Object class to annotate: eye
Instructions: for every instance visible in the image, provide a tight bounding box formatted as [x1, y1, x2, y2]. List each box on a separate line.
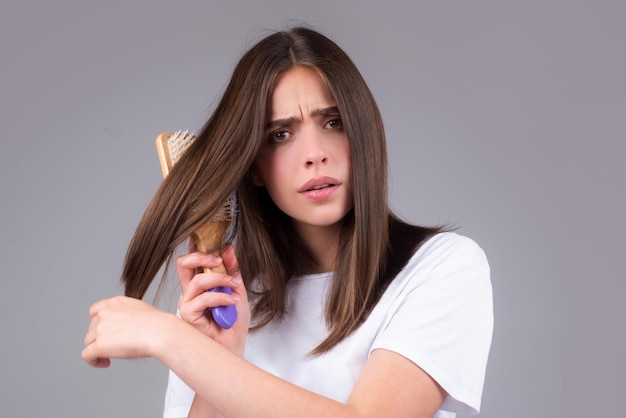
[325, 118, 343, 130]
[267, 129, 291, 143]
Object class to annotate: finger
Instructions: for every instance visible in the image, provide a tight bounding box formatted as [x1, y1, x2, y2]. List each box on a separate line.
[177, 252, 224, 289]
[83, 320, 97, 346]
[222, 244, 240, 275]
[179, 289, 240, 323]
[88, 298, 113, 318]
[222, 244, 238, 273]
[221, 245, 246, 300]
[176, 254, 195, 293]
[186, 288, 240, 311]
[82, 344, 111, 368]
[179, 269, 233, 305]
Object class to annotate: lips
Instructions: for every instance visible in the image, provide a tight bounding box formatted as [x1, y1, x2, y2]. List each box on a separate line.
[299, 176, 341, 193]
[312, 183, 330, 189]
[298, 176, 342, 201]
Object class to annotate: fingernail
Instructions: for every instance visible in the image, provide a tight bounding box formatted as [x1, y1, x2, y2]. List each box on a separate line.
[231, 276, 242, 285]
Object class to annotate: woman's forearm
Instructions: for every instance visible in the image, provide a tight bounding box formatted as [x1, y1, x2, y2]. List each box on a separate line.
[155, 317, 351, 418]
[188, 394, 223, 418]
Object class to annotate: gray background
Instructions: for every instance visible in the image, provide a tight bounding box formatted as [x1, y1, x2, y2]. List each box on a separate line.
[1, 1, 624, 417]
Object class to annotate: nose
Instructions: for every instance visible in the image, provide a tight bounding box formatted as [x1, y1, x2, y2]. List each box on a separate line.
[306, 151, 327, 166]
[303, 128, 328, 167]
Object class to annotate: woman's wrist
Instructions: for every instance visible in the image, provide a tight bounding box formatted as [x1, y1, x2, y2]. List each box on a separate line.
[148, 311, 190, 361]
[150, 309, 247, 368]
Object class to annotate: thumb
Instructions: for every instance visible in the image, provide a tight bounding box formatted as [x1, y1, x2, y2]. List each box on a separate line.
[222, 243, 239, 276]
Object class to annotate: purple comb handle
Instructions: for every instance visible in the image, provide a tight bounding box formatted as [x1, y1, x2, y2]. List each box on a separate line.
[209, 286, 237, 329]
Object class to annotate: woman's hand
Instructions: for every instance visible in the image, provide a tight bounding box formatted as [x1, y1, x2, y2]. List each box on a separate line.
[82, 296, 175, 368]
[176, 243, 251, 356]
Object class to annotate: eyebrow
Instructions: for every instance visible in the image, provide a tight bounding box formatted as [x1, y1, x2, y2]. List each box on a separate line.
[265, 106, 340, 130]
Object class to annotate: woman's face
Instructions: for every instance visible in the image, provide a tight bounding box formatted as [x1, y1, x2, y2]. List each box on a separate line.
[254, 66, 353, 237]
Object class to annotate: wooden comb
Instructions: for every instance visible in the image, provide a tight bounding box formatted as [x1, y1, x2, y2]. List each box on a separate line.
[155, 131, 237, 328]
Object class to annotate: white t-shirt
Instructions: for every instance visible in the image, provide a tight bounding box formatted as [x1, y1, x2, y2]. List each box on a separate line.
[163, 232, 493, 418]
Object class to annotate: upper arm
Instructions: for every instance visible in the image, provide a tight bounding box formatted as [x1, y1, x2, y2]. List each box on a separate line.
[367, 237, 492, 414]
[347, 348, 447, 418]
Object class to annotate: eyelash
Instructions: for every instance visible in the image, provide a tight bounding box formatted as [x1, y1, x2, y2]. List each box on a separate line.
[266, 117, 343, 143]
[325, 118, 343, 129]
[267, 130, 290, 143]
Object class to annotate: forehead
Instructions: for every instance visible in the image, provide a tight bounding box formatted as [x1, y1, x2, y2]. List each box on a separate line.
[269, 66, 336, 117]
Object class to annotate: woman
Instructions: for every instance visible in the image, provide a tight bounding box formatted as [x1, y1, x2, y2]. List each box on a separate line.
[83, 27, 493, 417]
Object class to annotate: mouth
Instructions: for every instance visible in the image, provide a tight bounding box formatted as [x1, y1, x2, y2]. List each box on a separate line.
[299, 177, 341, 193]
[307, 183, 333, 191]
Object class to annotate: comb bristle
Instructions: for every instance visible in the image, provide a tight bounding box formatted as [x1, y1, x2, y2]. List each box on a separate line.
[166, 130, 196, 166]
[211, 192, 238, 222]
[159, 130, 238, 222]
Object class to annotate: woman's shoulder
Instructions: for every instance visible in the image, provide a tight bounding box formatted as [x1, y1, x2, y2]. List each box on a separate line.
[384, 221, 489, 289]
[397, 231, 490, 285]
[415, 231, 488, 264]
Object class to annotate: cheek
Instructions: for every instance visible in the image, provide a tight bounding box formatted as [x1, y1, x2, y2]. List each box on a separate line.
[255, 153, 289, 191]
[343, 142, 351, 164]
[339, 139, 351, 173]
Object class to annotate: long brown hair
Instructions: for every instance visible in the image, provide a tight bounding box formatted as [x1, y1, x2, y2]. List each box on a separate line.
[122, 26, 441, 354]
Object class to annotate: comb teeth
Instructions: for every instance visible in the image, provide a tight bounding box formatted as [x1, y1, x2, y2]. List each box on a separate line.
[156, 130, 238, 222]
[167, 130, 196, 166]
[156, 130, 197, 178]
[211, 192, 238, 222]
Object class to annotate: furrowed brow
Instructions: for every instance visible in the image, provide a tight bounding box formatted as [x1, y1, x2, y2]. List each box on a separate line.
[265, 116, 299, 131]
[265, 106, 340, 130]
[310, 106, 340, 118]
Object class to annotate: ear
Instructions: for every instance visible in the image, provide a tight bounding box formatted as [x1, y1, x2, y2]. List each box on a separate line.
[250, 165, 264, 186]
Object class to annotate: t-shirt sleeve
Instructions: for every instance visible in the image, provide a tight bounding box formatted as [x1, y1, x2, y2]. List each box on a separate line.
[370, 234, 493, 415]
[162, 307, 195, 417]
[163, 368, 194, 418]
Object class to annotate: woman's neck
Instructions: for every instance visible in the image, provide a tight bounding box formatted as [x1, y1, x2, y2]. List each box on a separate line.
[293, 222, 342, 274]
